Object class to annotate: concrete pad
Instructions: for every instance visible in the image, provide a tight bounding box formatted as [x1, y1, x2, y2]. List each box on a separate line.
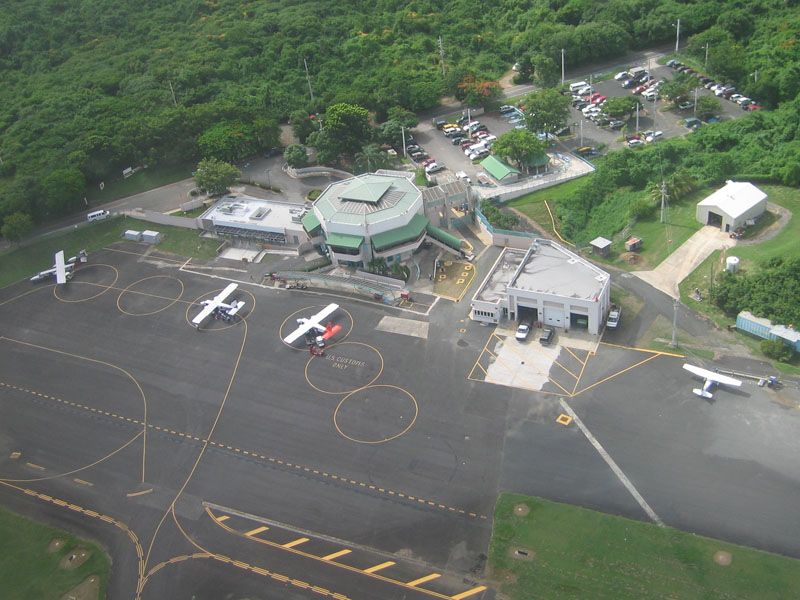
[634, 226, 735, 298]
[218, 247, 260, 261]
[485, 335, 560, 391]
[375, 315, 429, 339]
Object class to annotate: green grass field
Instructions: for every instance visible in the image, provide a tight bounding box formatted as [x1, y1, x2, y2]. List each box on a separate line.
[508, 178, 584, 240]
[0, 216, 221, 288]
[85, 162, 193, 206]
[0, 507, 109, 600]
[489, 494, 800, 600]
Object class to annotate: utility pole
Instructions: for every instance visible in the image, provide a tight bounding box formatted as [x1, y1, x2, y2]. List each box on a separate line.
[660, 180, 669, 223]
[704, 43, 709, 67]
[437, 36, 446, 76]
[401, 126, 406, 158]
[303, 58, 315, 105]
[168, 81, 177, 107]
[561, 49, 565, 86]
[693, 87, 698, 116]
[635, 102, 640, 133]
[751, 69, 759, 83]
[674, 18, 681, 54]
[579, 119, 583, 146]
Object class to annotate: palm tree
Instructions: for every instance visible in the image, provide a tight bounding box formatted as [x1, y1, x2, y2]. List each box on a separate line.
[355, 144, 392, 174]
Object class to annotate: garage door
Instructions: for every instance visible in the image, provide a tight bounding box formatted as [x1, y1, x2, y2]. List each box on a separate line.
[543, 307, 564, 327]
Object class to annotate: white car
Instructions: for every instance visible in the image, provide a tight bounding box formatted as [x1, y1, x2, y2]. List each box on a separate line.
[515, 323, 531, 341]
[614, 71, 631, 81]
[577, 85, 592, 95]
[627, 139, 644, 148]
[730, 94, 744, 103]
[582, 105, 602, 116]
[645, 131, 663, 142]
[736, 96, 752, 106]
[455, 171, 472, 184]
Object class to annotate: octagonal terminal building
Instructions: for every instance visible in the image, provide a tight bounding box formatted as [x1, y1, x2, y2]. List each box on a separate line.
[302, 173, 433, 268]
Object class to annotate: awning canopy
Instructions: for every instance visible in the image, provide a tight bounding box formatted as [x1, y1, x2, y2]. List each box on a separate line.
[325, 231, 364, 250]
[371, 214, 429, 251]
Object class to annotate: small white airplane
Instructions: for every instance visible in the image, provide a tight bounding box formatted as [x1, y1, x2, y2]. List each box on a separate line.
[192, 283, 246, 329]
[30, 250, 87, 284]
[683, 363, 742, 399]
[283, 303, 341, 346]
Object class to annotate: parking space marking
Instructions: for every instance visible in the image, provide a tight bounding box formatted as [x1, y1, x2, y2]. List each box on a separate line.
[322, 549, 352, 561]
[572, 353, 661, 397]
[407, 573, 441, 587]
[451, 585, 488, 599]
[245, 525, 269, 537]
[282, 537, 310, 548]
[364, 561, 395, 573]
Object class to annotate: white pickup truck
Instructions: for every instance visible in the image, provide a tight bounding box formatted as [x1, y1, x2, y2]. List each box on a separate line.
[606, 304, 622, 329]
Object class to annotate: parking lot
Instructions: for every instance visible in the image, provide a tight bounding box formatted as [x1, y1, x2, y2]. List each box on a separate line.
[561, 62, 752, 154]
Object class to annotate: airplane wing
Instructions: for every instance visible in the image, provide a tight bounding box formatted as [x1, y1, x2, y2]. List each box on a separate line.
[191, 304, 216, 328]
[55, 251, 67, 284]
[283, 304, 339, 345]
[682, 363, 742, 386]
[212, 283, 238, 304]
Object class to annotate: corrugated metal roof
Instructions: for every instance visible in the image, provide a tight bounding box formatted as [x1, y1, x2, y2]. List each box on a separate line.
[301, 210, 321, 233]
[313, 173, 421, 226]
[480, 155, 520, 180]
[325, 231, 364, 250]
[371, 213, 429, 251]
[426, 222, 463, 251]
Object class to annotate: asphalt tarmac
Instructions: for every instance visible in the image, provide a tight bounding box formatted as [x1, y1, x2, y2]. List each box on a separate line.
[1, 242, 798, 599]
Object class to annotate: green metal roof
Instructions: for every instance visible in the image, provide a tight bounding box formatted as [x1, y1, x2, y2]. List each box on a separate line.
[371, 213, 429, 251]
[301, 210, 321, 233]
[524, 152, 549, 168]
[325, 231, 364, 250]
[425, 223, 464, 251]
[480, 155, 520, 181]
[341, 179, 392, 203]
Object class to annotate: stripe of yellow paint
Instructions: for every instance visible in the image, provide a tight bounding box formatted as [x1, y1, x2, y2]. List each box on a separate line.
[451, 585, 488, 600]
[406, 573, 441, 587]
[282, 537, 309, 548]
[363, 561, 395, 573]
[245, 526, 269, 537]
[321, 549, 351, 561]
[215, 515, 230, 522]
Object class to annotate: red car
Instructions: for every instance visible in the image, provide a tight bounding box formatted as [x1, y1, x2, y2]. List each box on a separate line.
[460, 140, 474, 150]
[745, 103, 762, 111]
[420, 158, 436, 166]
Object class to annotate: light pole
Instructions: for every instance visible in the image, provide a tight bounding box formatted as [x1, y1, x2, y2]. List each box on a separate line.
[561, 48, 565, 86]
[674, 18, 681, 54]
[704, 42, 709, 67]
[693, 87, 698, 116]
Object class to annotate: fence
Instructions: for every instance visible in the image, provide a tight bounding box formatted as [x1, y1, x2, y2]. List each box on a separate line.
[123, 209, 200, 230]
[475, 206, 539, 249]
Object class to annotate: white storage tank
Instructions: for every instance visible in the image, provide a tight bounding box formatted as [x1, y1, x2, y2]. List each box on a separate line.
[726, 256, 740, 273]
[123, 230, 142, 241]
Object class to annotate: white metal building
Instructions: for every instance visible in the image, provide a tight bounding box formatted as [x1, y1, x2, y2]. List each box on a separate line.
[471, 239, 611, 334]
[199, 194, 309, 248]
[696, 180, 767, 232]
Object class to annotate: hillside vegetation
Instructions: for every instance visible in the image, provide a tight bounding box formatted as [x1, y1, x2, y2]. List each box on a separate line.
[2, 0, 799, 227]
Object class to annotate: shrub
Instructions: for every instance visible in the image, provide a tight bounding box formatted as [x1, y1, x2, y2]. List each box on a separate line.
[761, 339, 794, 362]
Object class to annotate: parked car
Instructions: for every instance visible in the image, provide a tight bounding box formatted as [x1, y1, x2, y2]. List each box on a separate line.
[499, 105, 516, 114]
[704, 81, 718, 89]
[666, 59, 679, 68]
[645, 130, 663, 142]
[451, 136, 465, 145]
[470, 150, 489, 161]
[730, 94, 744, 103]
[627, 138, 644, 148]
[460, 140, 474, 150]
[515, 322, 531, 341]
[736, 96, 752, 106]
[425, 162, 444, 173]
[405, 144, 420, 152]
[745, 103, 762, 111]
[684, 117, 703, 129]
[608, 120, 625, 130]
[621, 79, 638, 88]
[410, 152, 428, 160]
[677, 101, 693, 110]
[455, 171, 472, 184]
[614, 71, 631, 80]
[576, 146, 599, 156]
[421, 158, 436, 166]
[539, 327, 555, 345]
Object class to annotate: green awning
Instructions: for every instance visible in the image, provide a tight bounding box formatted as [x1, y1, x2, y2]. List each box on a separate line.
[371, 213, 429, 251]
[301, 210, 321, 234]
[325, 231, 364, 250]
[425, 223, 464, 251]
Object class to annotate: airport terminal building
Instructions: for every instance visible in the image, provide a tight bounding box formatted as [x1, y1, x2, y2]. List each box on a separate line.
[302, 172, 466, 267]
[471, 239, 611, 334]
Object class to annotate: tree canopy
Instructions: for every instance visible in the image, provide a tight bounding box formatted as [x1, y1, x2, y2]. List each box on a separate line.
[194, 158, 240, 196]
[523, 89, 571, 134]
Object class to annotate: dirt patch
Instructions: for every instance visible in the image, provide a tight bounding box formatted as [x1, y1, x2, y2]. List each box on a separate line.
[509, 546, 536, 561]
[713, 550, 733, 566]
[48, 538, 66, 553]
[60, 547, 91, 570]
[498, 69, 517, 90]
[60, 574, 100, 600]
[513, 503, 530, 517]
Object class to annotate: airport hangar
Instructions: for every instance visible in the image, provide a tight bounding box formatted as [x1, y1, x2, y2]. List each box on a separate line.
[470, 238, 612, 334]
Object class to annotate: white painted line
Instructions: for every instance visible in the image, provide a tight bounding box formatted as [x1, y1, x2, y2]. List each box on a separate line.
[559, 398, 664, 527]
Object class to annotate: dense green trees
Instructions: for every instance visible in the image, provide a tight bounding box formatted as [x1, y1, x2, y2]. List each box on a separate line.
[0, 0, 798, 229]
[284, 145, 309, 169]
[0, 212, 34, 244]
[194, 158, 240, 196]
[491, 130, 547, 172]
[522, 89, 571, 134]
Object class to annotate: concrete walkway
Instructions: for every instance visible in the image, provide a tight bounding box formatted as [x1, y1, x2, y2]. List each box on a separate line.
[633, 226, 735, 299]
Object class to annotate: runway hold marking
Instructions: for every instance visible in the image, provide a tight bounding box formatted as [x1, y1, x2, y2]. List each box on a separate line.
[2, 379, 486, 520]
[245, 525, 269, 537]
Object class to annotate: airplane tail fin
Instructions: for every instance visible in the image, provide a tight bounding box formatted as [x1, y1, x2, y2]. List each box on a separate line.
[693, 388, 713, 399]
